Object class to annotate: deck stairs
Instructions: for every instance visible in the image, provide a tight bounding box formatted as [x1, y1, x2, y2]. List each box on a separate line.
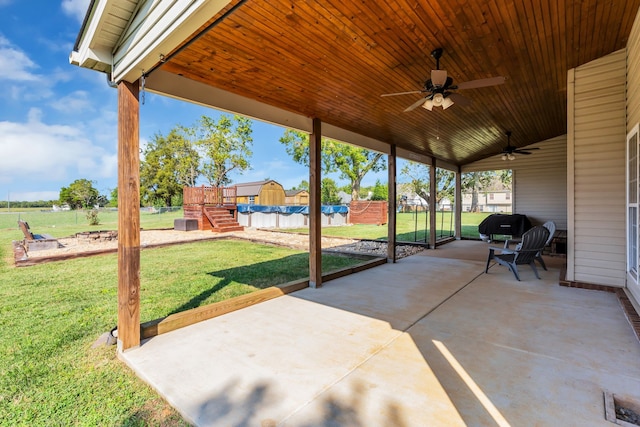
[203, 206, 244, 233]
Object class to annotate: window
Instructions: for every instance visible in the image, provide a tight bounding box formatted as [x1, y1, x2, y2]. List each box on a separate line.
[627, 124, 639, 279]
[248, 196, 255, 205]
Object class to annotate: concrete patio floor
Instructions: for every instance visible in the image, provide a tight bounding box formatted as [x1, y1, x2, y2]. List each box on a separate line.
[120, 241, 640, 426]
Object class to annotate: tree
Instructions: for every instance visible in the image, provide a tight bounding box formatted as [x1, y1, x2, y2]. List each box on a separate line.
[59, 179, 100, 209]
[370, 179, 388, 201]
[109, 187, 118, 207]
[400, 162, 454, 206]
[321, 178, 341, 205]
[292, 180, 309, 191]
[461, 171, 495, 212]
[140, 127, 200, 206]
[461, 170, 513, 213]
[196, 115, 253, 187]
[279, 129, 386, 200]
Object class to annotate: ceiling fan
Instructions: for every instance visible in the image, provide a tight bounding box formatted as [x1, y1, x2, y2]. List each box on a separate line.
[381, 48, 505, 112]
[500, 131, 539, 160]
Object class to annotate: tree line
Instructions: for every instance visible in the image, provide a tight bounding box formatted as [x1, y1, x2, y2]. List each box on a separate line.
[52, 114, 509, 210]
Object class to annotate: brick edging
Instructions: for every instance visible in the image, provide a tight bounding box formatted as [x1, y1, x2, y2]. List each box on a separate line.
[616, 289, 640, 343]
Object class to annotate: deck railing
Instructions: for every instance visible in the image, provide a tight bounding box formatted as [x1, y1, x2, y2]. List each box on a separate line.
[183, 185, 237, 206]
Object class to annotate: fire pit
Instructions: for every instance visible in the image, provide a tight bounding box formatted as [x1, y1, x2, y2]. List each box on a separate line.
[75, 230, 118, 242]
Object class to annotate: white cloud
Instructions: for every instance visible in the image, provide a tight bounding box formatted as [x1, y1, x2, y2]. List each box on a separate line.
[61, 0, 91, 24]
[0, 34, 39, 81]
[0, 108, 117, 184]
[50, 90, 94, 113]
[37, 37, 74, 54]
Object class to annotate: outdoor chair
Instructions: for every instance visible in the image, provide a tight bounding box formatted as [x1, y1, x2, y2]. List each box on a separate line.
[17, 220, 61, 251]
[503, 220, 556, 270]
[485, 225, 550, 281]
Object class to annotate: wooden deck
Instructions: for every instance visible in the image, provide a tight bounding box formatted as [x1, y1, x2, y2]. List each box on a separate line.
[183, 186, 242, 232]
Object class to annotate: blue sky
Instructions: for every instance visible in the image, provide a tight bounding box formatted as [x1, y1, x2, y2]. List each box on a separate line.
[0, 0, 390, 203]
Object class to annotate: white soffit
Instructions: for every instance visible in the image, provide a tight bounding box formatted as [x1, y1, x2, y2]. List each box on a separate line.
[71, 0, 232, 83]
[113, 0, 231, 82]
[69, 0, 120, 71]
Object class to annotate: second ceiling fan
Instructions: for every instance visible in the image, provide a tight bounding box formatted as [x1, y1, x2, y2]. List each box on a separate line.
[382, 48, 505, 112]
[500, 131, 539, 160]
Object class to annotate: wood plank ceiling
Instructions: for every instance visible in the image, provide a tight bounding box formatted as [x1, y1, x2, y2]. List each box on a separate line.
[158, 0, 640, 166]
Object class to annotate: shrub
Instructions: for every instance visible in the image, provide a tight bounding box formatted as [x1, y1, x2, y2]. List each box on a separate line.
[86, 209, 100, 225]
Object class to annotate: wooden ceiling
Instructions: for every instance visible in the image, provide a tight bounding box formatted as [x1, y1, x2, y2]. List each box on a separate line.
[159, 0, 640, 166]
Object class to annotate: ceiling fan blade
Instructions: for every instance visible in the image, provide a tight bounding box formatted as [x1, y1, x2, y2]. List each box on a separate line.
[381, 90, 424, 97]
[513, 150, 532, 155]
[447, 92, 472, 107]
[404, 97, 429, 112]
[456, 76, 506, 90]
[431, 69, 447, 86]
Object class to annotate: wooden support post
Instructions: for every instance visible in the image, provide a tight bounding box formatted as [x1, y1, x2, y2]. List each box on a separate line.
[117, 80, 141, 351]
[309, 118, 322, 288]
[455, 167, 462, 239]
[387, 145, 397, 263]
[429, 157, 437, 249]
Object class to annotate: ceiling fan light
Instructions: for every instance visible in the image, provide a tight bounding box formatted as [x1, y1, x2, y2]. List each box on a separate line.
[422, 99, 434, 111]
[501, 154, 508, 161]
[442, 96, 454, 109]
[508, 153, 515, 161]
[432, 93, 444, 106]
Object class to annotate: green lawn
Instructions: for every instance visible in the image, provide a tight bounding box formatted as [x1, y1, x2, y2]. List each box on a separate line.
[0, 208, 180, 236]
[0, 210, 367, 426]
[282, 211, 492, 242]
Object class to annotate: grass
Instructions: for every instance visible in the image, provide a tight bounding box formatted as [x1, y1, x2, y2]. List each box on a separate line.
[0, 210, 368, 426]
[0, 208, 179, 236]
[282, 211, 492, 242]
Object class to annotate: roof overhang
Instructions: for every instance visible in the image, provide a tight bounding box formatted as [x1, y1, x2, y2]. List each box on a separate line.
[70, 0, 232, 83]
[70, 0, 640, 167]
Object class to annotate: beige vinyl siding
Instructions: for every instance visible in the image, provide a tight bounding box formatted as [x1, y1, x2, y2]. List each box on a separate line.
[626, 8, 640, 306]
[569, 49, 627, 287]
[463, 135, 567, 229]
[628, 7, 640, 131]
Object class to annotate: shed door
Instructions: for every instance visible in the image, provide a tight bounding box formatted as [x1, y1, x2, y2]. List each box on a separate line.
[627, 124, 640, 301]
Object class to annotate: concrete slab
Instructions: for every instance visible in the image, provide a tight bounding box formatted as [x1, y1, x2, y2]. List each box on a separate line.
[120, 251, 640, 426]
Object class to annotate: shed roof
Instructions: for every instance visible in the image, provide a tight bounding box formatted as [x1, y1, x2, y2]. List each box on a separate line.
[235, 180, 282, 197]
[285, 189, 308, 197]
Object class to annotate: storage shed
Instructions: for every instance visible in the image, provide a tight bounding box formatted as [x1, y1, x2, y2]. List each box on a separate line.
[285, 189, 309, 205]
[235, 180, 286, 205]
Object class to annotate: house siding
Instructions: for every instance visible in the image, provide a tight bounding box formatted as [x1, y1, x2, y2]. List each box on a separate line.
[627, 7, 640, 304]
[569, 49, 627, 287]
[462, 135, 567, 229]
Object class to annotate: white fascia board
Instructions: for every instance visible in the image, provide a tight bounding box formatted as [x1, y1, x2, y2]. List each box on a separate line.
[69, 46, 112, 71]
[69, 0, 115, 71]
[145, 69, 313, 132]
[112, 0, 231, 83]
